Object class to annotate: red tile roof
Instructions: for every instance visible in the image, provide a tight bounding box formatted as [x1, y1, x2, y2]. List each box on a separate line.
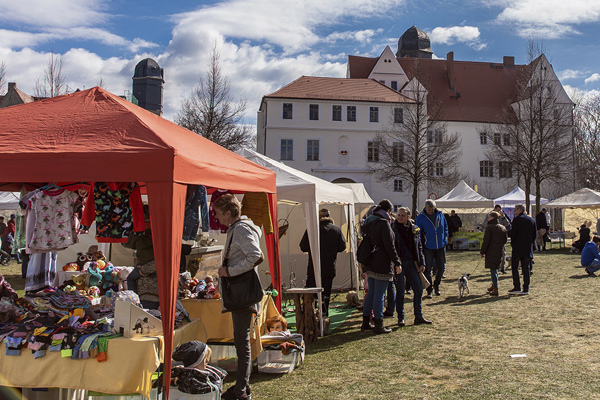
[349, 55, 529, 123]
[264, 76, 415, 104]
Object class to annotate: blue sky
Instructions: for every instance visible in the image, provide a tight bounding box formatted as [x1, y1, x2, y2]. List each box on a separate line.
[1, 0, 600, 122]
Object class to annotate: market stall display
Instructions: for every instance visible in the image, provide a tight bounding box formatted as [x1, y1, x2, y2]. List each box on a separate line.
[0, 87, 279, 398]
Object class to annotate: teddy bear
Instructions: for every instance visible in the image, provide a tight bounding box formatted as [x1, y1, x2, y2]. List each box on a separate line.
[71, 273, 88, 296]
[76, 252, 93, 270]
[116, 267, 134, 291]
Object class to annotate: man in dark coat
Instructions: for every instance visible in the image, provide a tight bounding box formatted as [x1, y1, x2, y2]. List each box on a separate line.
[300, 208, 347, 316]
[480, 211, 508, 296]
[508, 204, 537, 295]
[535, 208, 550, 251]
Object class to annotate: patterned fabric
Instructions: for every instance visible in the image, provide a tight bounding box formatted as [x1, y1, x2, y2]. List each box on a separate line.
[80, 182, 145, 243]
[209, 189, 233, 233]
[25, 252, 57, 293]
[29, 189, 79, 252]
[171, 365, 226, 394]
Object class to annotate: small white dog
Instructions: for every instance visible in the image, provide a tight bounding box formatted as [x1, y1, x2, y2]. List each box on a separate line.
[458, 273, 470, 297]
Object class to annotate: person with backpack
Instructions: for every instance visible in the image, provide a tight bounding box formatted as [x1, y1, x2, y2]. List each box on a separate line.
[359, 199, 401, 334]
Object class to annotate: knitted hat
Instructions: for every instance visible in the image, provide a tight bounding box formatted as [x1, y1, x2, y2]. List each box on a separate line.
[172, 341, 207, 368]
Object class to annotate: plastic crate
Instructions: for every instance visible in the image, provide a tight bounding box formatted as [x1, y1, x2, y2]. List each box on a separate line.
[167, 387, 220, 400]
[207, 342, 237, 372]
[257, 349, 300, 374]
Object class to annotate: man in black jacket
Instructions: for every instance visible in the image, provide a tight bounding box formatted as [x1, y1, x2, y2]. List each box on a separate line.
[509, 204, 537, 295]
[300, 209, 347, 316]
[535, 208, 549, 251]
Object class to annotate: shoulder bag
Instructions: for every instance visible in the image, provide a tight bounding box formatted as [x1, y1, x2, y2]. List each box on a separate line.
[220, 221, 264, 313]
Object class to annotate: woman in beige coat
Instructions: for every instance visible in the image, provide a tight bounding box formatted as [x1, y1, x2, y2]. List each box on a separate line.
[480, 211, 508, 296]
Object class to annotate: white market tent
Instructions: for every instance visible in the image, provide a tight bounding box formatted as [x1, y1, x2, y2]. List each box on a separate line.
[494, 186, 548, 219]
[335, 183, 374, 212]
[0, 192, 20, 210]
[544, 188, 600, 232]
[436, 180, 493, 211]
[237, 149, 359, 299]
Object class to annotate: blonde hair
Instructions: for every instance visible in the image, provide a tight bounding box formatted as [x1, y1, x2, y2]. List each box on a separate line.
[213, 194, 241, 218]
[266, 315, 287, 332]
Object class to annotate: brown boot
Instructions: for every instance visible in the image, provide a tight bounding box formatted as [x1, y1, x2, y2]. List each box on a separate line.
[490, 288, 499, 296]
[487, 285, 494, 292]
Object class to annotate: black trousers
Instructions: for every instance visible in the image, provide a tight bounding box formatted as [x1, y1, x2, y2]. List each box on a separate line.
[232, 308, 253, 397]
[511, 256, 531, 291]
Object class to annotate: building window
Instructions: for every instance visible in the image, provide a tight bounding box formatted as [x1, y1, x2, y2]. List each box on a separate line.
[480, 160, 494, 177]
[379, 80, 385, 85]
[367, 141, 379, 162]
[493, 132, 501, 146]
[427, 129, 443, 144]
[280, 139, 293, 161]
[347, 106, 357, 122]
[499, 161, 512, 178]
[394, 108, 403, 124]
[391, 81, 398, 90]
[392, 142, 404, 162]
[332, 105, 342, 121]
[307, 140, 320, 161]
[309, 104, 319, 120]
[503, 134, 511, 146]
[283, 103, 293, 119]
[369, 107, 379, 123]
[480, 132, 487, 145]
[393, 179, 403, 192]
[429, 162, 444, 177]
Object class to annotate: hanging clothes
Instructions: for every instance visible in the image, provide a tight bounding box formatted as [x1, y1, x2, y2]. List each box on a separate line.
[28, 188, 79, 252]
[209, 189, 233, 233]
[25, 252, 57, 293]
[241, 192, 273, 235]
[183, 185, 209, 240]
[80, 182, 145, 243]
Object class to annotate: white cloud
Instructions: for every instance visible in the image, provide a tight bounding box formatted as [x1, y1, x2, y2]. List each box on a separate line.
[585, 73, 600, 85]
[0, 0, 110, 28]
[428, 26, 487, 51]
[558, 69, 586, 81]
[325, 29, 383, 45]
[495, 0, 600, 38]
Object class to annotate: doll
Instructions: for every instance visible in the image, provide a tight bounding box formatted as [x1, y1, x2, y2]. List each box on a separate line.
[265, 315, 288, 334]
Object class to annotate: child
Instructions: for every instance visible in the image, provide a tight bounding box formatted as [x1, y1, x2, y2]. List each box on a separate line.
[171, 340, 227, 395]
[265, 315, 289, 334]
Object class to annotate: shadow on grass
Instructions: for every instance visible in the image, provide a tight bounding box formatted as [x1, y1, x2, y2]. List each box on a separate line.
[425, 292, 511, 306]
[569, 274, 596, 279]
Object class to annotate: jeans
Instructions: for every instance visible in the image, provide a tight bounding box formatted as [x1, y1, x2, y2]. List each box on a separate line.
[362, 277, 389, 320]
[511, 256, 531, 291]
[395, 258, 423, 320]
[585, 259, 600, 273]
[232, 308, 253, 398]
[385, 281, 395, 313]
[127, 267, 142, 294]
[490, 269, 499, 288]
[424, 247, 446, 293]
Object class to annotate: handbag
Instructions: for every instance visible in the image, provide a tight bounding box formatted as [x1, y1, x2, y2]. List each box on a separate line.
[356, 234, 377, 267]
[220, 220, 264, 313]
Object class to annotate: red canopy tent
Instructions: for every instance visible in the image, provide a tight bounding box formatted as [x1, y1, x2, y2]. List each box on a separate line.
[0, 87, 280, 398]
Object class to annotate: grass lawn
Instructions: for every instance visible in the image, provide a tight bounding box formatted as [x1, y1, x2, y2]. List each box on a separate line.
[3, 247, 599, 399]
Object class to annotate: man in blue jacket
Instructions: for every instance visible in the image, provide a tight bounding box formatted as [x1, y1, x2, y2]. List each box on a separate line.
[508, 204, 537, 295]
[415, 199, 449, 297]
[581, 236, 600, 276]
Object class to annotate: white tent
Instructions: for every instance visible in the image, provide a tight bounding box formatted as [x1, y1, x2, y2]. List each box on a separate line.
[0, 192, 20, 210]
[237, 149, 358, 310]
[544, 188, 600, 232]
[436, 180, 493, 211]
[494, 186, 548, 219]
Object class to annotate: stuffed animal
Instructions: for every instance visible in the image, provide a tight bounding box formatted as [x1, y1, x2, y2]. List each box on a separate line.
[71, 273, 88, 295]
[88, 286, 100, 298]
[62, 263, 79, 272]
[76, 252, 93, 270]
[101, 265, 117, 292]
[116, 267, 134, 291]
[63, 285, 76, 293]
[87, 263, 103, 287]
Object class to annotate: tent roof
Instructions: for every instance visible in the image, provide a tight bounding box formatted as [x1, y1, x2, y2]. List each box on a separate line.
[494, 186, 547, 205]
[237, 148, 355, 204]
[0, 87, 276, 193]
[436, 180, 494, 209]
[334, 183, 374, 207]
[0, 192, 20, 210]
[545, 188, 600, 208]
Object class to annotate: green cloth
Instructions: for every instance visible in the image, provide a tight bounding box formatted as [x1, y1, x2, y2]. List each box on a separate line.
[283, 302, 355, 335]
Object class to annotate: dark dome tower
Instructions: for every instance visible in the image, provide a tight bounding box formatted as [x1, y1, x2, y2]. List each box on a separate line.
[396, 25, 433, 59]
[132, 58, 164, 115]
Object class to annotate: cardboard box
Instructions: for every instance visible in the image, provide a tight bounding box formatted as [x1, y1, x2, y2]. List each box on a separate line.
[113, 299, 162, 338]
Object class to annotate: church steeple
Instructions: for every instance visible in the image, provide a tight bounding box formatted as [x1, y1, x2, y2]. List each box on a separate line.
[396, 25, 433, 59]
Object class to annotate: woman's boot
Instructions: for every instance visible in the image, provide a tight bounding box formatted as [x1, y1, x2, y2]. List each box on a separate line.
[360, 316, 374, 331]
[490, 288, 499, 296]
[373, 318, 391, 334]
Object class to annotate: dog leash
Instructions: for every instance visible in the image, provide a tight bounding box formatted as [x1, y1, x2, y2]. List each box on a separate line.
[469, 257, 483, 276]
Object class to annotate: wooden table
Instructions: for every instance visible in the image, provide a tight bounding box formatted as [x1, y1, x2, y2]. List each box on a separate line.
[285, 288, 324, 343]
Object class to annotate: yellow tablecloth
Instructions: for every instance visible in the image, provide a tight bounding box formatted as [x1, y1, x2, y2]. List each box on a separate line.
[0, 318, 206, 399]
[180, 295, 279, 359]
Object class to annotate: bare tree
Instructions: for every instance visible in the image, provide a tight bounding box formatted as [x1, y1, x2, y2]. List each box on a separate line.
[34, 51, 67, 98]
[0, 61, 6, 95]
[370, 62, 463, 212]
[175, 44, 254, 151]
[485, 41, 574, 213]
[574, 92, 600, 189]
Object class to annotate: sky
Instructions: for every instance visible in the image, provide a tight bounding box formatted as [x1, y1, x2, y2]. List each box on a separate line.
[1, 0, 600, 123]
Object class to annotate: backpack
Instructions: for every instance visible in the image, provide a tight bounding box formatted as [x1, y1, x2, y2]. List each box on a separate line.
[357, 233, 377, 267]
